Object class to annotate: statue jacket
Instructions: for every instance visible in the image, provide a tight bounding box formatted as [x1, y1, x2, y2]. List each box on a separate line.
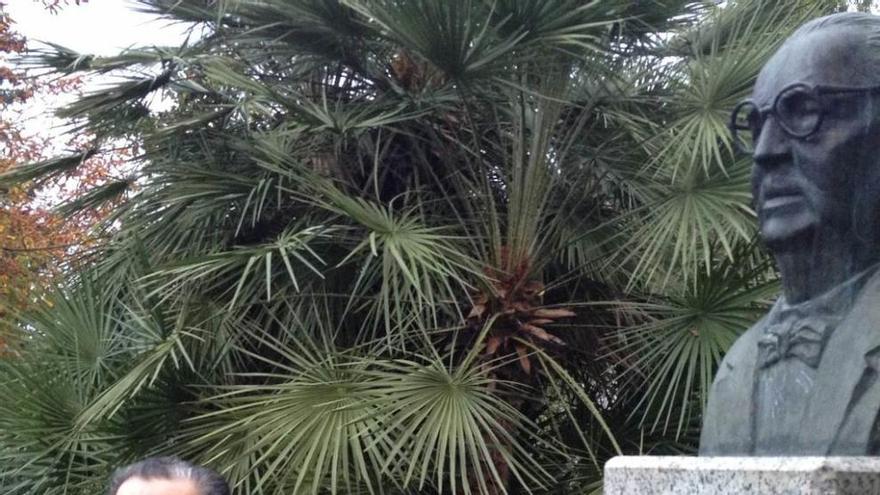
[700, 269, 880, 455]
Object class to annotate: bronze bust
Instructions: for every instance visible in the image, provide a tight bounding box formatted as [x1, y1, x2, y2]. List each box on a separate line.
[701, 12, 880, 456]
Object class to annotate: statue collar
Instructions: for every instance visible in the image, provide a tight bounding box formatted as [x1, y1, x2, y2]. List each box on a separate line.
[758, 263, 880, 368]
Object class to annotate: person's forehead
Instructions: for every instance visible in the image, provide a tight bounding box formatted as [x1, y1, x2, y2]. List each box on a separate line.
[753, 28, 874, 104]
[115, 477, 200, 495]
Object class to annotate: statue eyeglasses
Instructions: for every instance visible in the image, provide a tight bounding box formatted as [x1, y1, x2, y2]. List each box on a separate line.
[730, 82, 880, 154]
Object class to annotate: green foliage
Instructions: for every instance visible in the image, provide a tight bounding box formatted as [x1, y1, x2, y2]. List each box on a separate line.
[1, 0, 852, 493]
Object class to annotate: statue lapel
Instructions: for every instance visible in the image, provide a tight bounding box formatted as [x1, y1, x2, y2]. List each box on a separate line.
[805, 272, 880, 454]
[830, 345, 880, 454]
[701, 324, 761, 454]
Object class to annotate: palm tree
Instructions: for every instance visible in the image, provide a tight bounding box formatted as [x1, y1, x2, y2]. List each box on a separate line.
[0, 0, 850, 494]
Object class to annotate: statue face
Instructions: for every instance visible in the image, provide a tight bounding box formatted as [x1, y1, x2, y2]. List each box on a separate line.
[750, 28, 880, 250]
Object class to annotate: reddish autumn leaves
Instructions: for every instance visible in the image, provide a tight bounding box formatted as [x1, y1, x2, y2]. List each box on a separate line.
[0, 0, 116, 347]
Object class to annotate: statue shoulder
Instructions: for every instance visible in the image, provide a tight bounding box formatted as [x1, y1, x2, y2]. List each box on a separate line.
[700, 318, 766, 454]
[716, 318, 767, 375]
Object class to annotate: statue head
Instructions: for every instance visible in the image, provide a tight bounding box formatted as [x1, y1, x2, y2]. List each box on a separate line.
[732, 13, 880, 256]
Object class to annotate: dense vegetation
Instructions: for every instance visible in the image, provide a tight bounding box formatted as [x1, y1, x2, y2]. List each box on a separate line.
[0, 0, 118, 349]
[0, 0, 860, 493]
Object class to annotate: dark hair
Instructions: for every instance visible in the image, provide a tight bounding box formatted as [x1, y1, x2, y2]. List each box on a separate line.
[107, 457, 230, 495]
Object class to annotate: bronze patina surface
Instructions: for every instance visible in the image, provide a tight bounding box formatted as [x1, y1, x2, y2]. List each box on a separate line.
[701, 12, 880, 456]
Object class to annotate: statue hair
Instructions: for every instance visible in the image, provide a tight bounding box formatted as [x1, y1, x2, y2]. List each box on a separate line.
[795, 11, 880, 33]
[788, 12, 880, 82]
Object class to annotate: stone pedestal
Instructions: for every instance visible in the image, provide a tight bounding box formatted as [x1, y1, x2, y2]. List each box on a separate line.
[604, 456, 880, 494]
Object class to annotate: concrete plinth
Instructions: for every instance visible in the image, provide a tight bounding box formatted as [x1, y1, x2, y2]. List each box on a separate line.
[604, 456, 880, 494]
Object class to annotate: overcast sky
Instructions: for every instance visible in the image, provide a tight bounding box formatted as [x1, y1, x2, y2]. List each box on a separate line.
[7, 0, 191, 55]
[3, 1, 195, 158]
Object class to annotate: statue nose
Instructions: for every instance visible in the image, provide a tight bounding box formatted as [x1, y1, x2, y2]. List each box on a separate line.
[753, 117, 792, 166]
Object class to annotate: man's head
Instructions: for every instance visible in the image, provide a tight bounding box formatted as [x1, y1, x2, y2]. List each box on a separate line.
[108, 457, 229, 495]
[737, 13, 880, 253]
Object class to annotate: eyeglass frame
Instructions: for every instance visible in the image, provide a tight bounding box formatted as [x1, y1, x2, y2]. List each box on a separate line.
[729, 82, 880, 154]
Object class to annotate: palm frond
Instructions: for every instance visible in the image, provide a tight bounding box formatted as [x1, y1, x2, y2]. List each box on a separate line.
[148, 225, 330, 307]
[370, 358, 553, 494]
[0, 150, 97, 189]
[318, 184, 481, 339]
[603, 240, 778, 436]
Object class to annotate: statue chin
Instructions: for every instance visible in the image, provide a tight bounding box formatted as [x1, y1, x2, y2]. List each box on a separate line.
[758, 211, 817, 252]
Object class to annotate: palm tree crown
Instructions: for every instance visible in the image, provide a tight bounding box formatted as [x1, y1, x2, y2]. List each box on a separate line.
[0, 0, 853, 494]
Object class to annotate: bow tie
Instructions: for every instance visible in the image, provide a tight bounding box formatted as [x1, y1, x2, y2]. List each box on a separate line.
[757, 317, 837, 368]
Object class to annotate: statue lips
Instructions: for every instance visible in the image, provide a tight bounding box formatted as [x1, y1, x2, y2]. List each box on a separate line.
[759, 185, 806, 216]
[762, 194, 804, 212]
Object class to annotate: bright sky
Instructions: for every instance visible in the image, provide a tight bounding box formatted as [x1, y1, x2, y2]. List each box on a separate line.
[3, 0, 194, 171]
[7, 0, 192, 55]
